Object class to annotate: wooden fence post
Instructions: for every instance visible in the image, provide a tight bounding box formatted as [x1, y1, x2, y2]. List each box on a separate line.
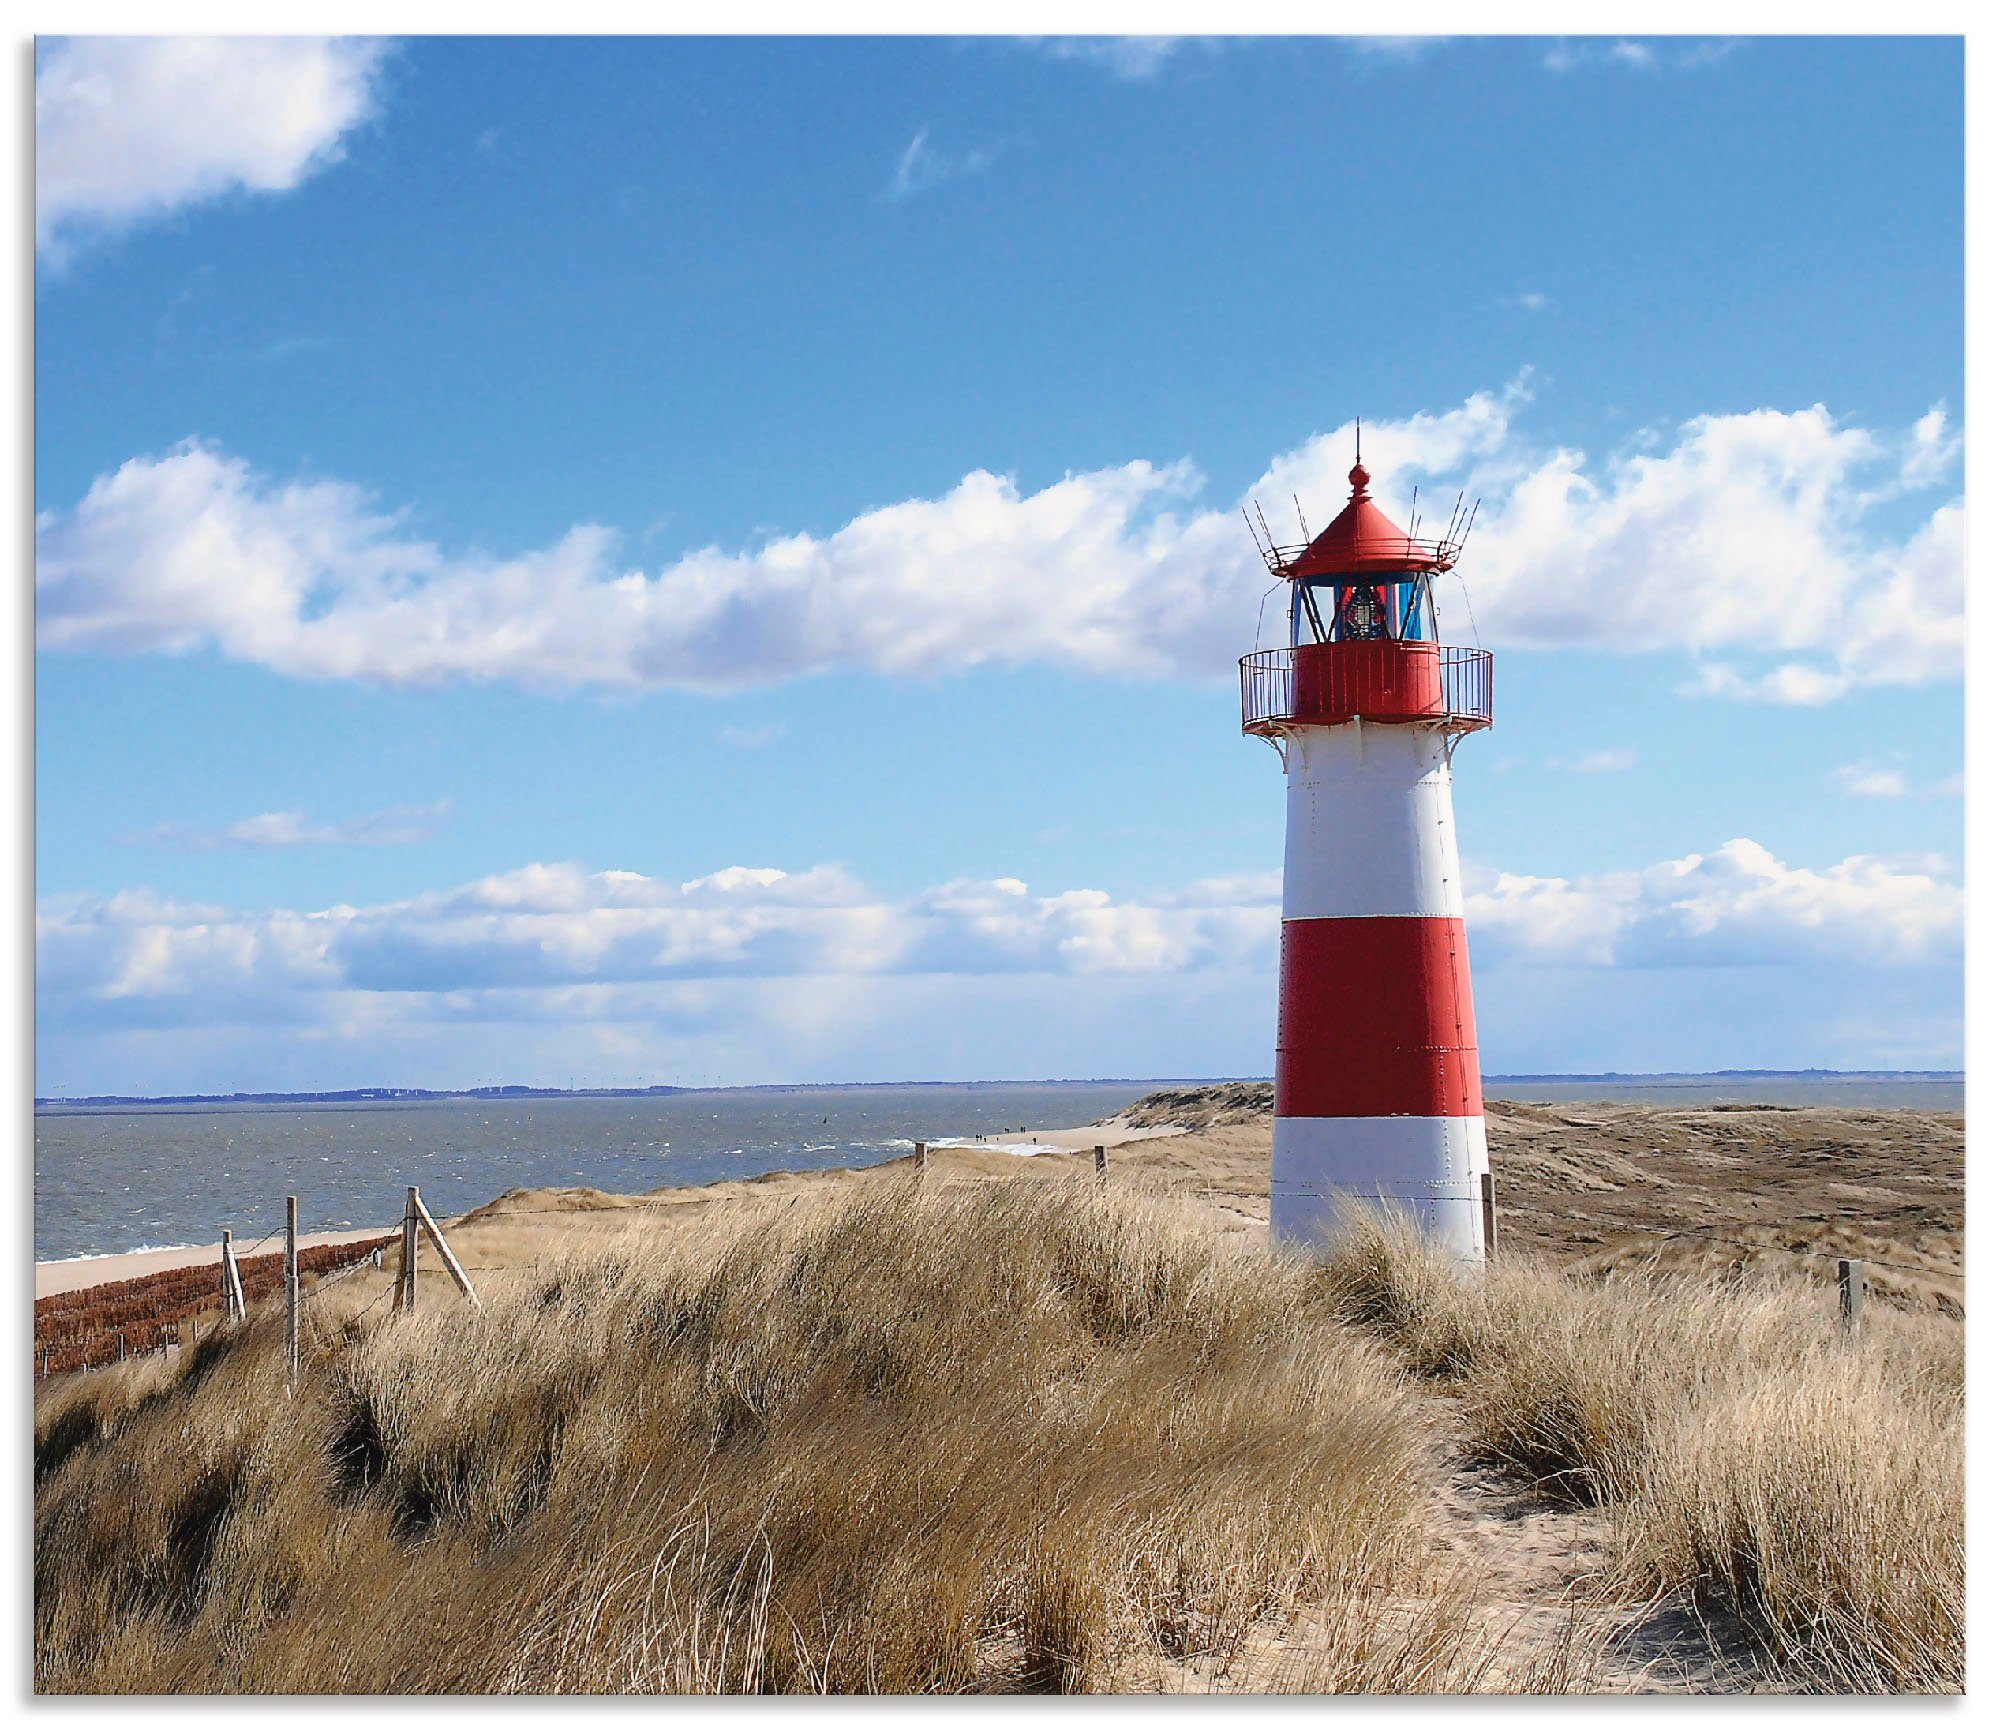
[1480, 1172, 1498, 1258]
[1094, 1145, 1107, 1176]
[400, 1186, 419, 1312]
[1839, 1259, 1867, 1330]
[284, 1194, 300, 1387]
[410, 1188, 482, 1308]
[915, 1140, 928, 1173]
[221, 1228, 246, 1321]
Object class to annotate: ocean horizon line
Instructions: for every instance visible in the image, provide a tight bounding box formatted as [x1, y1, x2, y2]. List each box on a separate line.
[34, 1068, 1967, 1113]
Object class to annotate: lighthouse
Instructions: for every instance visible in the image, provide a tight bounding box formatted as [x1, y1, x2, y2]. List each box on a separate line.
[1241, 446, 1495, 1261]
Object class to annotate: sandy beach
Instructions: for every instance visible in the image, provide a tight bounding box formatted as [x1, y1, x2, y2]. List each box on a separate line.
[35, 1226, 399, 1300]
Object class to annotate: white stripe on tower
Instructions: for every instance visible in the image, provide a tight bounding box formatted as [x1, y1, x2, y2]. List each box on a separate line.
[1272, 721, 1491, 1261]
[1281, 725, 1462, 920]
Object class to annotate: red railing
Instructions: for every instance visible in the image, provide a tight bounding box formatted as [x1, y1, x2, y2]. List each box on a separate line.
[1240, 645, 1492, 735]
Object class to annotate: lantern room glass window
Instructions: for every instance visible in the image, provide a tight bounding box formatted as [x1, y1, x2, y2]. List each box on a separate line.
[1291, 577, 1438, 646]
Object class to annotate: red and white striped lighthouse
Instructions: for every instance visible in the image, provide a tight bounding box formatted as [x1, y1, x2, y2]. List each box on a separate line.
[1241, 448, 1495, 1260]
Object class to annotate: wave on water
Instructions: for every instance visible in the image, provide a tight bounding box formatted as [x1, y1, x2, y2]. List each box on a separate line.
[926, 1137, 1070, 1157]
[47, 1241, 198, 1264]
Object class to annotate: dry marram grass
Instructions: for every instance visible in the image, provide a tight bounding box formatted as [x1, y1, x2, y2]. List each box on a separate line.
[38, 1176, 1516, 1694]
[1316, 1213, 1963, 1691]
[34, 1168, 1961, 1693]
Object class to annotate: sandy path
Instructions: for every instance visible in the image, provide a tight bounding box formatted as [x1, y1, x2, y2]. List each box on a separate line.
[1418, 1399, 1757, 1692]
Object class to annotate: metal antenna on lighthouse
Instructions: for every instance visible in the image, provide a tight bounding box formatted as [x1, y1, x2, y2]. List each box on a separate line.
[1239, 504, 1267, 558]
[1446, 497, 1485, 648]
[1241, 503, 1287, 578]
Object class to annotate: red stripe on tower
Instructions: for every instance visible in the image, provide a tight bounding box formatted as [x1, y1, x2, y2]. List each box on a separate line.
[1240, 445, 1495, 1261]
[1275, 917, 1482, 1120]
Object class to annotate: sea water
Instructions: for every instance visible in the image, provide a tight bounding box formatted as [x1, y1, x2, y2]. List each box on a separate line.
[32, 1083, 1168, 1263]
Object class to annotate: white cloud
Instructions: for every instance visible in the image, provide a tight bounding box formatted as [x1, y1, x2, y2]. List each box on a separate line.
[1894, 402, 1961, 492]
[884, 127, 996, 201]
[1029, 37, 1193, 80]
[1470, 412, 1963, 702]
[1682, 662, 1852, 707]
[1545, 38, 1740, 75]
[1344, 37, 1449, 64]
[1831, 757, 1962, 800]
[124, 801, 450, 851]
[1552, 748, 1636, 774]
[1833, 759, 1909, 799]
[33, 389, 1960, 703]
[1464, 840, 1961, 970]
[38, 839, 1958, 1025]
[34, 862, 1269, 1033]
[1025, 37, 1451, 81]
[36, 839, 1961, 1089]
[35, 37, 386, 260]
[1677, 41, 1744, 70]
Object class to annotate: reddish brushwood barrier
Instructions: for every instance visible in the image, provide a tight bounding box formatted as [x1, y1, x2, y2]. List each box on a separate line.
[34, 1237, 393, 1375]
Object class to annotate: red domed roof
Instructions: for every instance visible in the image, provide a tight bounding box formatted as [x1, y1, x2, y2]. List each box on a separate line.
[1284, 461, 1452, 579]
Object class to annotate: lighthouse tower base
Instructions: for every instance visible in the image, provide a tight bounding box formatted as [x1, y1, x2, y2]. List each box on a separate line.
[1270, 1116, 1490, 1260]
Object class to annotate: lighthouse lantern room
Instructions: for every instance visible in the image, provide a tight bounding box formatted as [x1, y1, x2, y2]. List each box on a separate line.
[1241, 442, 1495, 1261]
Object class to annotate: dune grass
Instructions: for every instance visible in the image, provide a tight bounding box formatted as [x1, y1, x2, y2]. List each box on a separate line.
[1314, 1215, 1964, 1692]
[37, 1176, 1511, 1695]
[36, 1174, 1961, 1693]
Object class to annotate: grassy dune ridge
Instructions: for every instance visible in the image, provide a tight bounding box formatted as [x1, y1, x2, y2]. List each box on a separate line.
[34, 1128, 1964, 1693]
[37, 1177, 1507, 1693]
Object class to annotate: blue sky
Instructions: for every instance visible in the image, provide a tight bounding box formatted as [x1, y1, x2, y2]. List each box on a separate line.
[34, 34, 1965, 1094]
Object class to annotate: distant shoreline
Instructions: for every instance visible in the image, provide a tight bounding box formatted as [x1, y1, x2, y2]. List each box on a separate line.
[33, 1069, 1966, 1114]
[33, 1077, 1235, 1112]
[34, 1077, 1964, 1290]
